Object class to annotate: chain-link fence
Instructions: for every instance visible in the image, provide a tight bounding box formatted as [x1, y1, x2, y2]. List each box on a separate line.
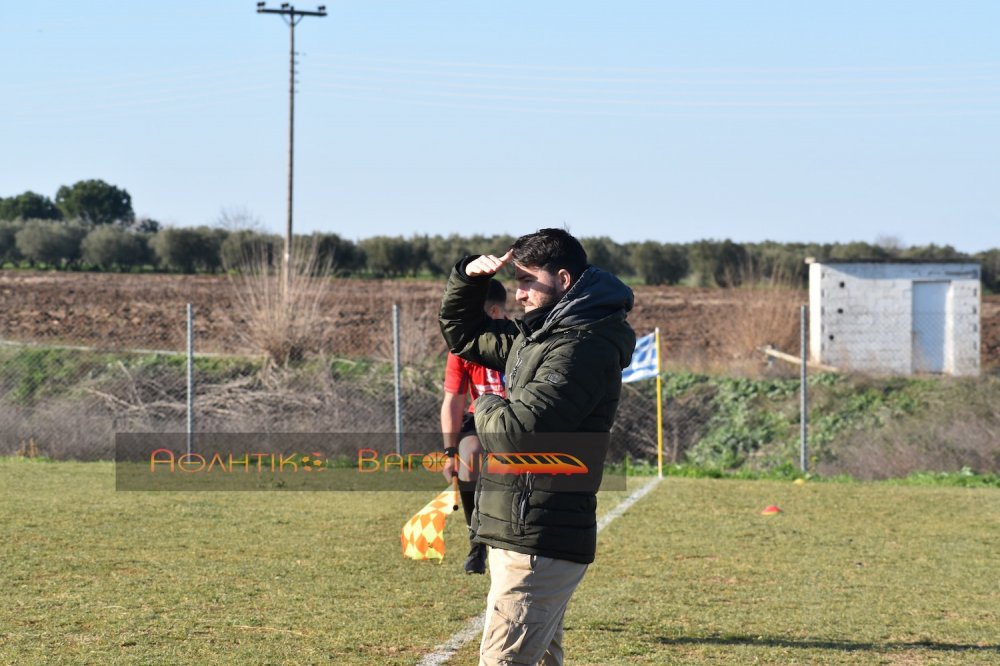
[0, 270, 446, 460]
[1, 269, 998, 478]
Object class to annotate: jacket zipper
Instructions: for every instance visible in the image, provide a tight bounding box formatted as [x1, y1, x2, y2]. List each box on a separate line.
[511, 326, 533, 536]
[516, 473, 533, 536]
[471, 482, 481, 538]
[509, 337, 529, 386]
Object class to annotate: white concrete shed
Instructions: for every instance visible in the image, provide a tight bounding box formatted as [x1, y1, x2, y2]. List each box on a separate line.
[808, 261, 981, 376]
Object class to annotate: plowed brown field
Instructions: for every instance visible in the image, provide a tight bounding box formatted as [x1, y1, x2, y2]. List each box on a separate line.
[2, 270, 998, 369]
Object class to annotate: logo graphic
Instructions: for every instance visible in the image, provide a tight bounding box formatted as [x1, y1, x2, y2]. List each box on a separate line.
[485, 453, 588, 475]
[421, 451, 449, 473]
[300, 452, 325, 471]
[147, 449, 326, 473]
[115, 433, 625, 492]
[357, 450, 588, 476]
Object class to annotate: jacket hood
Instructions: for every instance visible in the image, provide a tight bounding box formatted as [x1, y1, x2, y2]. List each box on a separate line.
[529, 266, 636, 368]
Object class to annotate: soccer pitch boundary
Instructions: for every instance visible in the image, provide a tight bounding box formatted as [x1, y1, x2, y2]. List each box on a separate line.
[417, 476, 663, 666]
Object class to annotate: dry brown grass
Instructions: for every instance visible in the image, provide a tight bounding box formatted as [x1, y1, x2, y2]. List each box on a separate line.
[0, 398, 119, 460]
[713, 268, 804, 373]
[225, 240, 333, 366]
[816, 388, 1000, 479]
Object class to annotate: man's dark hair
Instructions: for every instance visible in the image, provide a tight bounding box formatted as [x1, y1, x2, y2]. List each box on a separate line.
[486, 279, 507, 306]
[509, 228, 588, 281]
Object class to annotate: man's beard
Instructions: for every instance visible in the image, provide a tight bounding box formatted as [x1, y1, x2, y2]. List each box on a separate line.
[524, 288, 563, 313]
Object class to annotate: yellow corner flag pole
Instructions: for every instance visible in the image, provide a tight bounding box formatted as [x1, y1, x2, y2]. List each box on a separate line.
[655, 327, 664, 479]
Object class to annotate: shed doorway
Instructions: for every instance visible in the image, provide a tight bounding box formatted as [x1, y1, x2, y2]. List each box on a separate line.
[912, 281, 950, 373]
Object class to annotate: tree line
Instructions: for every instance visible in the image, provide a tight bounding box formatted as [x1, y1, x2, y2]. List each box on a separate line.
[3, 181, 999, 291]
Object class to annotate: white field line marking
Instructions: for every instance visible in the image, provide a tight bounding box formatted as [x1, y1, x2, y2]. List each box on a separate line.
[416, 476, 663, 666]
[416, 615, 486, 666]
[596, 475, 662, 532]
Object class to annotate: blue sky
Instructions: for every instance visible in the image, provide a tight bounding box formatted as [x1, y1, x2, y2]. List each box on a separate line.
[2, 1, 998, 253]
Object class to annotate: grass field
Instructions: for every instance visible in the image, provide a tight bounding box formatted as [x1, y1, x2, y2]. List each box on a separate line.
[2, 460, 999, 665]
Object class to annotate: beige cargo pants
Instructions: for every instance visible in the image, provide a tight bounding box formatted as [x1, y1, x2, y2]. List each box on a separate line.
[479, 548, 589, 666]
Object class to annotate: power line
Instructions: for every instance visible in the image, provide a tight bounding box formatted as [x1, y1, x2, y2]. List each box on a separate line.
[256, 2, 327, 292]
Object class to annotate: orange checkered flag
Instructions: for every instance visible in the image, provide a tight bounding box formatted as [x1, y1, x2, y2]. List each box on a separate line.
[400, 483, 460, 562]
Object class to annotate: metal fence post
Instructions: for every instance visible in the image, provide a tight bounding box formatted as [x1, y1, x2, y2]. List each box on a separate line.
[187, 303, 194, 457]
[800, 304, 808, 473]
[393, 303, 403, 456]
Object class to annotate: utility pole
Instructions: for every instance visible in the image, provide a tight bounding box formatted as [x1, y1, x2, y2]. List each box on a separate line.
[256, 2, 327, 292]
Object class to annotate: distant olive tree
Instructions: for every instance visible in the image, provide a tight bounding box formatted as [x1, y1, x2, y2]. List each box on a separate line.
[0, 220, 24, 264]
[745, 242, 810, 285]
[409, 234, 433, 277]
[976, 249, 1000, 294]
[427, 234, 474, 276]
[222, 230, 278, 271]
[901, 244, 966, 261]
[151, 227, 225, 273]
[81, 225, 150, 271]
[827, 241, 891, 262]
[582, 236, 630, 276]
[15, 219, 87, 267]
[689, 239, 749, 287]
[359, 236, 415, 277]
[630, 241, 689, 285]
[311, 232, 364, 276]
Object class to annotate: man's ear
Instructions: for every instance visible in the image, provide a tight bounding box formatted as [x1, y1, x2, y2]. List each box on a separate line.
[557, 268, 573, 292]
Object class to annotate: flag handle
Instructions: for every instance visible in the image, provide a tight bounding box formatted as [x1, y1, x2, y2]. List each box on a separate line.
[451, 456, 460, 511]
[655, 327, 664, 479]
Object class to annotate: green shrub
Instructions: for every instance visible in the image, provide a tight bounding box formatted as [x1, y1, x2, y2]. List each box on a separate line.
[14, 219, 87, 267]
[630, 241, 689, 285]
[0, 220, 23, 264]
[81, 225, 151, 270]
[221, 230, 278, 271]
[0, 191, 62, 221]
[151, 227, 225, 273]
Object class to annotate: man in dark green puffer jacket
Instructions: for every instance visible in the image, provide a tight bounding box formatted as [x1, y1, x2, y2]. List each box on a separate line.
[439, 228, 636, 666]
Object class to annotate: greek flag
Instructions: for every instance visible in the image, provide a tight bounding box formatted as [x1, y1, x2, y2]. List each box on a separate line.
[622, 332, 658, 383]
